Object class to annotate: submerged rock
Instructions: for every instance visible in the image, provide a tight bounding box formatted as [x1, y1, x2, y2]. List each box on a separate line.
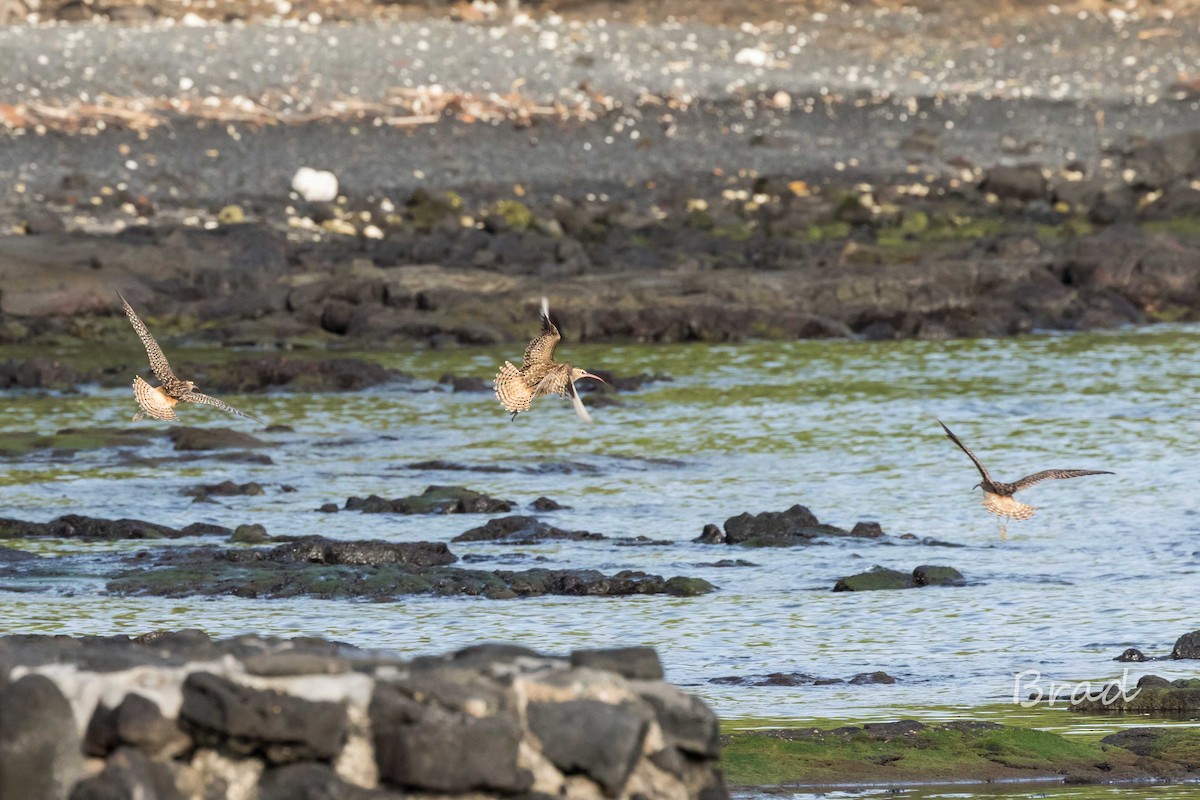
[697, 505, 887, 547]
[0, 427, 157, 458]
[106, 543, 714, 601]
[453, 516, 604, 544]
[0, 515, 233, 541]
[710, 671, 897, 687]
[183, 480, 266, 502]
[1115, 647, 1148, 662]
[167, 427, 272, 452]
[265, 536, 457, 567]
[343, 485, 514, 515]
[833, 564, 965, 592]
[184, 356, 406, 393]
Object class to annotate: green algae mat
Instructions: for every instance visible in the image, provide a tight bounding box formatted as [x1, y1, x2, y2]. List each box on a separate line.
[721, 720, 1200, 789]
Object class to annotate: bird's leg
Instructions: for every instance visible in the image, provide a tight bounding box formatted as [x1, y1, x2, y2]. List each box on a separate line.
[510, 411, 518, 422]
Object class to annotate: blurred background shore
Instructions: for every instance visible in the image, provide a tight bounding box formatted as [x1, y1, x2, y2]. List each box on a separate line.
[1, 0, 1198, 363]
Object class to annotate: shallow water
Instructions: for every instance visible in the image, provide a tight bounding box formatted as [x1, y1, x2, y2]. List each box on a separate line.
[2, 325, 1200, 735]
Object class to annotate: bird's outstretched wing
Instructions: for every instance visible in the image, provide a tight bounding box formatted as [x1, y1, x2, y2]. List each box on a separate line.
[179, 391, 265, 425]
[939, 421, 995, 486]
[522, 296, 561, 369]
[117, 290, 179, 385]
[567, 380, 594, 423]
[1011, 469, 1113, 493]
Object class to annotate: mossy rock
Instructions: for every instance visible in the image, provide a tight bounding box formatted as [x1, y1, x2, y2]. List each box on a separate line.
[832, 566, 913, 592]
[493, 199, 535, 231]
[0, 427, 157, 457]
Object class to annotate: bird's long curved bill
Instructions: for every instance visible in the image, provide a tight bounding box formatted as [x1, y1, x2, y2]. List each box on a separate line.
[568, 381, 593, 423]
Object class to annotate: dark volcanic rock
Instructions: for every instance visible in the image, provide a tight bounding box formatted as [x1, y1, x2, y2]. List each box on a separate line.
[344, 485, 514, 515]
[167, 427, 271, 451]
[1172, 630, 1200, 659]
[530, 496, 569, 511]
[633, 680, 721, 759]
[571, 647, 664, 680]
[185, 356, 406, 393]
[183, 480, 266, 501]
[1068, 675, 1200, 713]
[231, 524, 272, 544]
[527, 700, 651, 794]
[69, 747, 185, 800]
[266, 536, 457, 567]
[438, 373, 491, 392]
[834, 564, 965, 592]
[452, 515, 604, 544]
[371, 682, 531, 793]
[107, 546, 715, 600]
[0, 633, 724, 798]
[0, 674, 82, 799]
[911, 565, 966, 587]
[0, 515, 186, 540]
[833, 566, 913, 592]
[180, 671, 348, 763]
[710, 505, 876, 547]
[980, 164, 1049, 201]
[1115, 647, 1148, 662]
[259, 762, 401, 800]
[85, 693, 191, 759]
[710, 670, 896, 687]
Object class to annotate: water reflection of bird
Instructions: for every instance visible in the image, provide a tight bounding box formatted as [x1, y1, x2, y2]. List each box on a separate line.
[494, 297, 606, 422]
[938, 421, 1112, 540]
[118, 291, 264, 425]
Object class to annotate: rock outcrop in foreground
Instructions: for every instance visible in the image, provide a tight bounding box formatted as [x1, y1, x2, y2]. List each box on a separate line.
[0, 632, 725, 800]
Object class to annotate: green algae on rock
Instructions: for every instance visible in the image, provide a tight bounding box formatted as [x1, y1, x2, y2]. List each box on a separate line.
[832, 564, 966, 592]
[0, 427, 157, 458]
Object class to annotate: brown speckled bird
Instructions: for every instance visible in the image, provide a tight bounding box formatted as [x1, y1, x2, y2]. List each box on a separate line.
[494, 297, 606, 422]
[939, 421, 1112, 539]
[118, 291, 264, 426]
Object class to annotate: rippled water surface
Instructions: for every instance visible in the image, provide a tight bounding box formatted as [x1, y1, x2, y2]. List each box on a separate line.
[2, 326, 1199, 732]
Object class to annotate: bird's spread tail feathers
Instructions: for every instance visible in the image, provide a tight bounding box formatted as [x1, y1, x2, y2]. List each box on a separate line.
[982, 492, 1036, 522]
[494, 361, 534, 418]
[132, 376, 179, 422]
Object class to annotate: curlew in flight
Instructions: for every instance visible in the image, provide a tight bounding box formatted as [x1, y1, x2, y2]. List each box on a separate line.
[938, 420, 1111, 540]
[117, 291, 264, 425]
[494, 297, 606, 422]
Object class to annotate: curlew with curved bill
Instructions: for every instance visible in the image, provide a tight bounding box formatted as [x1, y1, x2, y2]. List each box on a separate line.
[118, 290, 265, 426]
[938, 420, 1112, 540]
[494, 297, 606, 422]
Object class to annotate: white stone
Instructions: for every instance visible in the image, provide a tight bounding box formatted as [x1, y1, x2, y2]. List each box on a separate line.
[734, 47, 769, 67]
[291, 167, 339, 203]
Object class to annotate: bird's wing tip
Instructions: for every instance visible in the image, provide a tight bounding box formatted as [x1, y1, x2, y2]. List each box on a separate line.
[540, 296, 550, 319]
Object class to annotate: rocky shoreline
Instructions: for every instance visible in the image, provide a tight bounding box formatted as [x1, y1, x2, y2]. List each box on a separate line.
[2, 1, 1199, 353]
[0, 632, 724, 800]
[3, 130, 1200, 353]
